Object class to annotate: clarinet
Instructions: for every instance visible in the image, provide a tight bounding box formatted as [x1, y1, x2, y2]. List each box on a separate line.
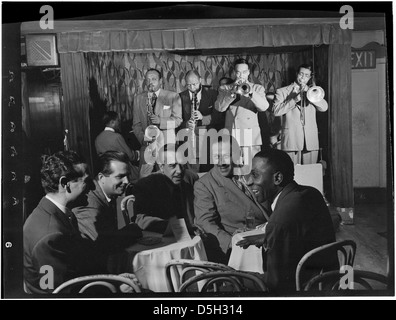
[190, 92, 198, 158]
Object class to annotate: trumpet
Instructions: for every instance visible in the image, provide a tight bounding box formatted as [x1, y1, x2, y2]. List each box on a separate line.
[232, 81, 251, 95]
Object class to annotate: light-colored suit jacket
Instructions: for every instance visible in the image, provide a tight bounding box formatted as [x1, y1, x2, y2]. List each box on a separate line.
[194, 166, 268, 255]
[215, 82, 269, 146]
[273, 82, 328, 151]
[132, 89, 182, 146]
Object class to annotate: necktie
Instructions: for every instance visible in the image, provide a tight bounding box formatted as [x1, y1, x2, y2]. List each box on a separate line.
[151, 92, 157, 110]
[300, 90, 305, 126]
[232, 176, 255, 202]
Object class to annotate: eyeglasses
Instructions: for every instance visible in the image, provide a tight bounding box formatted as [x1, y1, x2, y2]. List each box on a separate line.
[298, 72, 311, 79]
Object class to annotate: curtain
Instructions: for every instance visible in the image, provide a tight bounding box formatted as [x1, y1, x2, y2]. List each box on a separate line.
[57, 24, 351, 53]
[59, 52, 93, 170]
[328, 44, 354, 209]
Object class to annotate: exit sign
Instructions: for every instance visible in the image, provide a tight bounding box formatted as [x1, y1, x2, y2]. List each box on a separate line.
[351, 50, 376, 69]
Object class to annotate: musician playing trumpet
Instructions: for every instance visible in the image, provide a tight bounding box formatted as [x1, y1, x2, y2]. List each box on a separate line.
[215, 58, 269, 175]
[273, 64, 328, 165]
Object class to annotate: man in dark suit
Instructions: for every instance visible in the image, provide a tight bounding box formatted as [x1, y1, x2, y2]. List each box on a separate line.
[179, 70, 224, 173]
[72, 151, 142, 253]
[237, 148, 336, 293]
[132, 144, 198, 234]
[95, 111, 140, 183]
[194, 137, 269, 264]
[23, 151, 106, 293]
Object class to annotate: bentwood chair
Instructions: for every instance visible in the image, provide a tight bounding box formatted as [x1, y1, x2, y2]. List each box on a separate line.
[179, 270, 268, 293]
[303, 269, 389, 291]
[165, 259, 235, 292]
[53, 274, 142, 294]
[296, 239, 357, 291]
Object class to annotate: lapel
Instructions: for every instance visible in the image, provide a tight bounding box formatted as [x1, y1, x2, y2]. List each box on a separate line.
[140, 94, 149, 125]
[92, 180, 112, 209]
[181, 90, 192, 118]
[199, 88, 210, 114]
[154, 89, 163, 115]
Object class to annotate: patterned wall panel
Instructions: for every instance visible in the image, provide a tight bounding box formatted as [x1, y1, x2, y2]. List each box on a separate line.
[85, 51, 291, 122]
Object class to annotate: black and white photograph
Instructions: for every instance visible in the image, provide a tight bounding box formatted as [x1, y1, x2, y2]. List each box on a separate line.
[1, 1, 394, 303]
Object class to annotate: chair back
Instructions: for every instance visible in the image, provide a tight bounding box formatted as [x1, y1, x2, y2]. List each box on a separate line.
[165, 259, 235, 292]
[179, 270, 268, 293]
[296, 239, 357, 291]
[303, 270, 388, 291]
[53, 274, 141, 294]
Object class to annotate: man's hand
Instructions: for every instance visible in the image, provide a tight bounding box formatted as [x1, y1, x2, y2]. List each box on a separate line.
[187, 119, 196, 130]
[236, 235, 265, 249]
[150, 115, 160, 125]
[118, 273, 142, 293]
[192, 110, 203, 121]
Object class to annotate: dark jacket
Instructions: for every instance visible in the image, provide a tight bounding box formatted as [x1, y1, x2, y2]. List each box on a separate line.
[24, 197, 106, 293]
[262, 181, 337, 293]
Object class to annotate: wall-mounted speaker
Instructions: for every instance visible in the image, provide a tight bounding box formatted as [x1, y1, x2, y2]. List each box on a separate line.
[25, 34, 58, 67]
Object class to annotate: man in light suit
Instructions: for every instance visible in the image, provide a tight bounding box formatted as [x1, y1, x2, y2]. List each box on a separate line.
[23, 151, 107, 293]
[95, 111, 140, 183]
[194, 137, 270, 264]
[237, 149, 337, 293]
[132, 68, 182, 152]
[273, 64, 328, 165]
[179, 70, 224, 172]
[215, 58, 269, 175]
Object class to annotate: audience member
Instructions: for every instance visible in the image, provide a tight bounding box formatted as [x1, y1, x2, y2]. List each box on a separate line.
[73, 151, 142, 253]
[237, 148, 337, 293]
[194, 136, 269, 263]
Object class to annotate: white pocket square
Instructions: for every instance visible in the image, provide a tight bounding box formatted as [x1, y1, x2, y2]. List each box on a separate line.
[208, 105, 213, 109]
[163, 105, 171, 110]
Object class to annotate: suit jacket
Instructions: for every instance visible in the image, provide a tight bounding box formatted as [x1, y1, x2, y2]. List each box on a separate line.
[215, 83, 269, 146]
[132, 89, 182, 146]
[133, 170, 198, 233]
[194, 166, 268, 256]
[179, 86, 224, 131]
[23, 197, 105, 293]
[273, 82, 328, 151]
[72, 180, 142, 252]
[262, 181, 337, 293]
[95, 129, 139, 162]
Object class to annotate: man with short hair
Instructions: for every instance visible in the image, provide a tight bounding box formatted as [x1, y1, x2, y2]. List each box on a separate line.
[73, 151, 142, 253]
[132, 68, 182, 148]
[23, 151, 106, 293]
[95, 111, 140, 163]
[215, 58, 269, 174]
[237, 148, 336, 293]
[273, 64, 328, 164]
[194, 137, 269, 263]
[132, 144, 198, 234]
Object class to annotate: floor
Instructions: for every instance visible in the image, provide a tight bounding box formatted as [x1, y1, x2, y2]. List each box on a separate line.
[333, 201, 391, 277]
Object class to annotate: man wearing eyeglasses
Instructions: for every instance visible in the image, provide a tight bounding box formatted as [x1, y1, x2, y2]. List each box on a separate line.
[179, 70, 224, 172]
[273, 64, 328, 165]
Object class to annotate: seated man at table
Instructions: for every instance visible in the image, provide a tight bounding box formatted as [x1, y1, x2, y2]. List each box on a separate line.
[194, 135, 270, 264]
[132, 143, 199, 234]
[236, 148, 337, 293]
[73, 151, 142, 254]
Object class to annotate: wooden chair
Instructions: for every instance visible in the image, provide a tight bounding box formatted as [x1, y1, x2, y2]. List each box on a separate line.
[165, 259, 235, 292]
[303, 269, 388, 291]
[179, 270, 268, 293]
[296, 240, 357, 291]
[53, 274, 142, 294]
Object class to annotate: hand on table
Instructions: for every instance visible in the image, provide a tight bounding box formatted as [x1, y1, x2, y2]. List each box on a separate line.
[118, 272, 142, 293]
[236, 235, 266, 249]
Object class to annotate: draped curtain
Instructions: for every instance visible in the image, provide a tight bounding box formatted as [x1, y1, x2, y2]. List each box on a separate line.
[59, 53, 93, 170]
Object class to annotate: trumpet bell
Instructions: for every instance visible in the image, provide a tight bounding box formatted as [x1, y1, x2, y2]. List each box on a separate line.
[307, 86, 325, 103]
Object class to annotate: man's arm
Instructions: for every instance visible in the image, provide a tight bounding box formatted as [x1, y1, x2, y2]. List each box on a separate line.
[115, 134, 139, 162]
[250, 84, 269, 112]
[194, 179, 232, 254]
[273, 85, 299, 117]
[214, 85, 236, 113]
[159, 94, 183, 130]
[311, 98, 328, 112]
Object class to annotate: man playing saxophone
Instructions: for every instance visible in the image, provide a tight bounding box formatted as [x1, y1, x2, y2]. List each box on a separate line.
[215, 58, 269, 175]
